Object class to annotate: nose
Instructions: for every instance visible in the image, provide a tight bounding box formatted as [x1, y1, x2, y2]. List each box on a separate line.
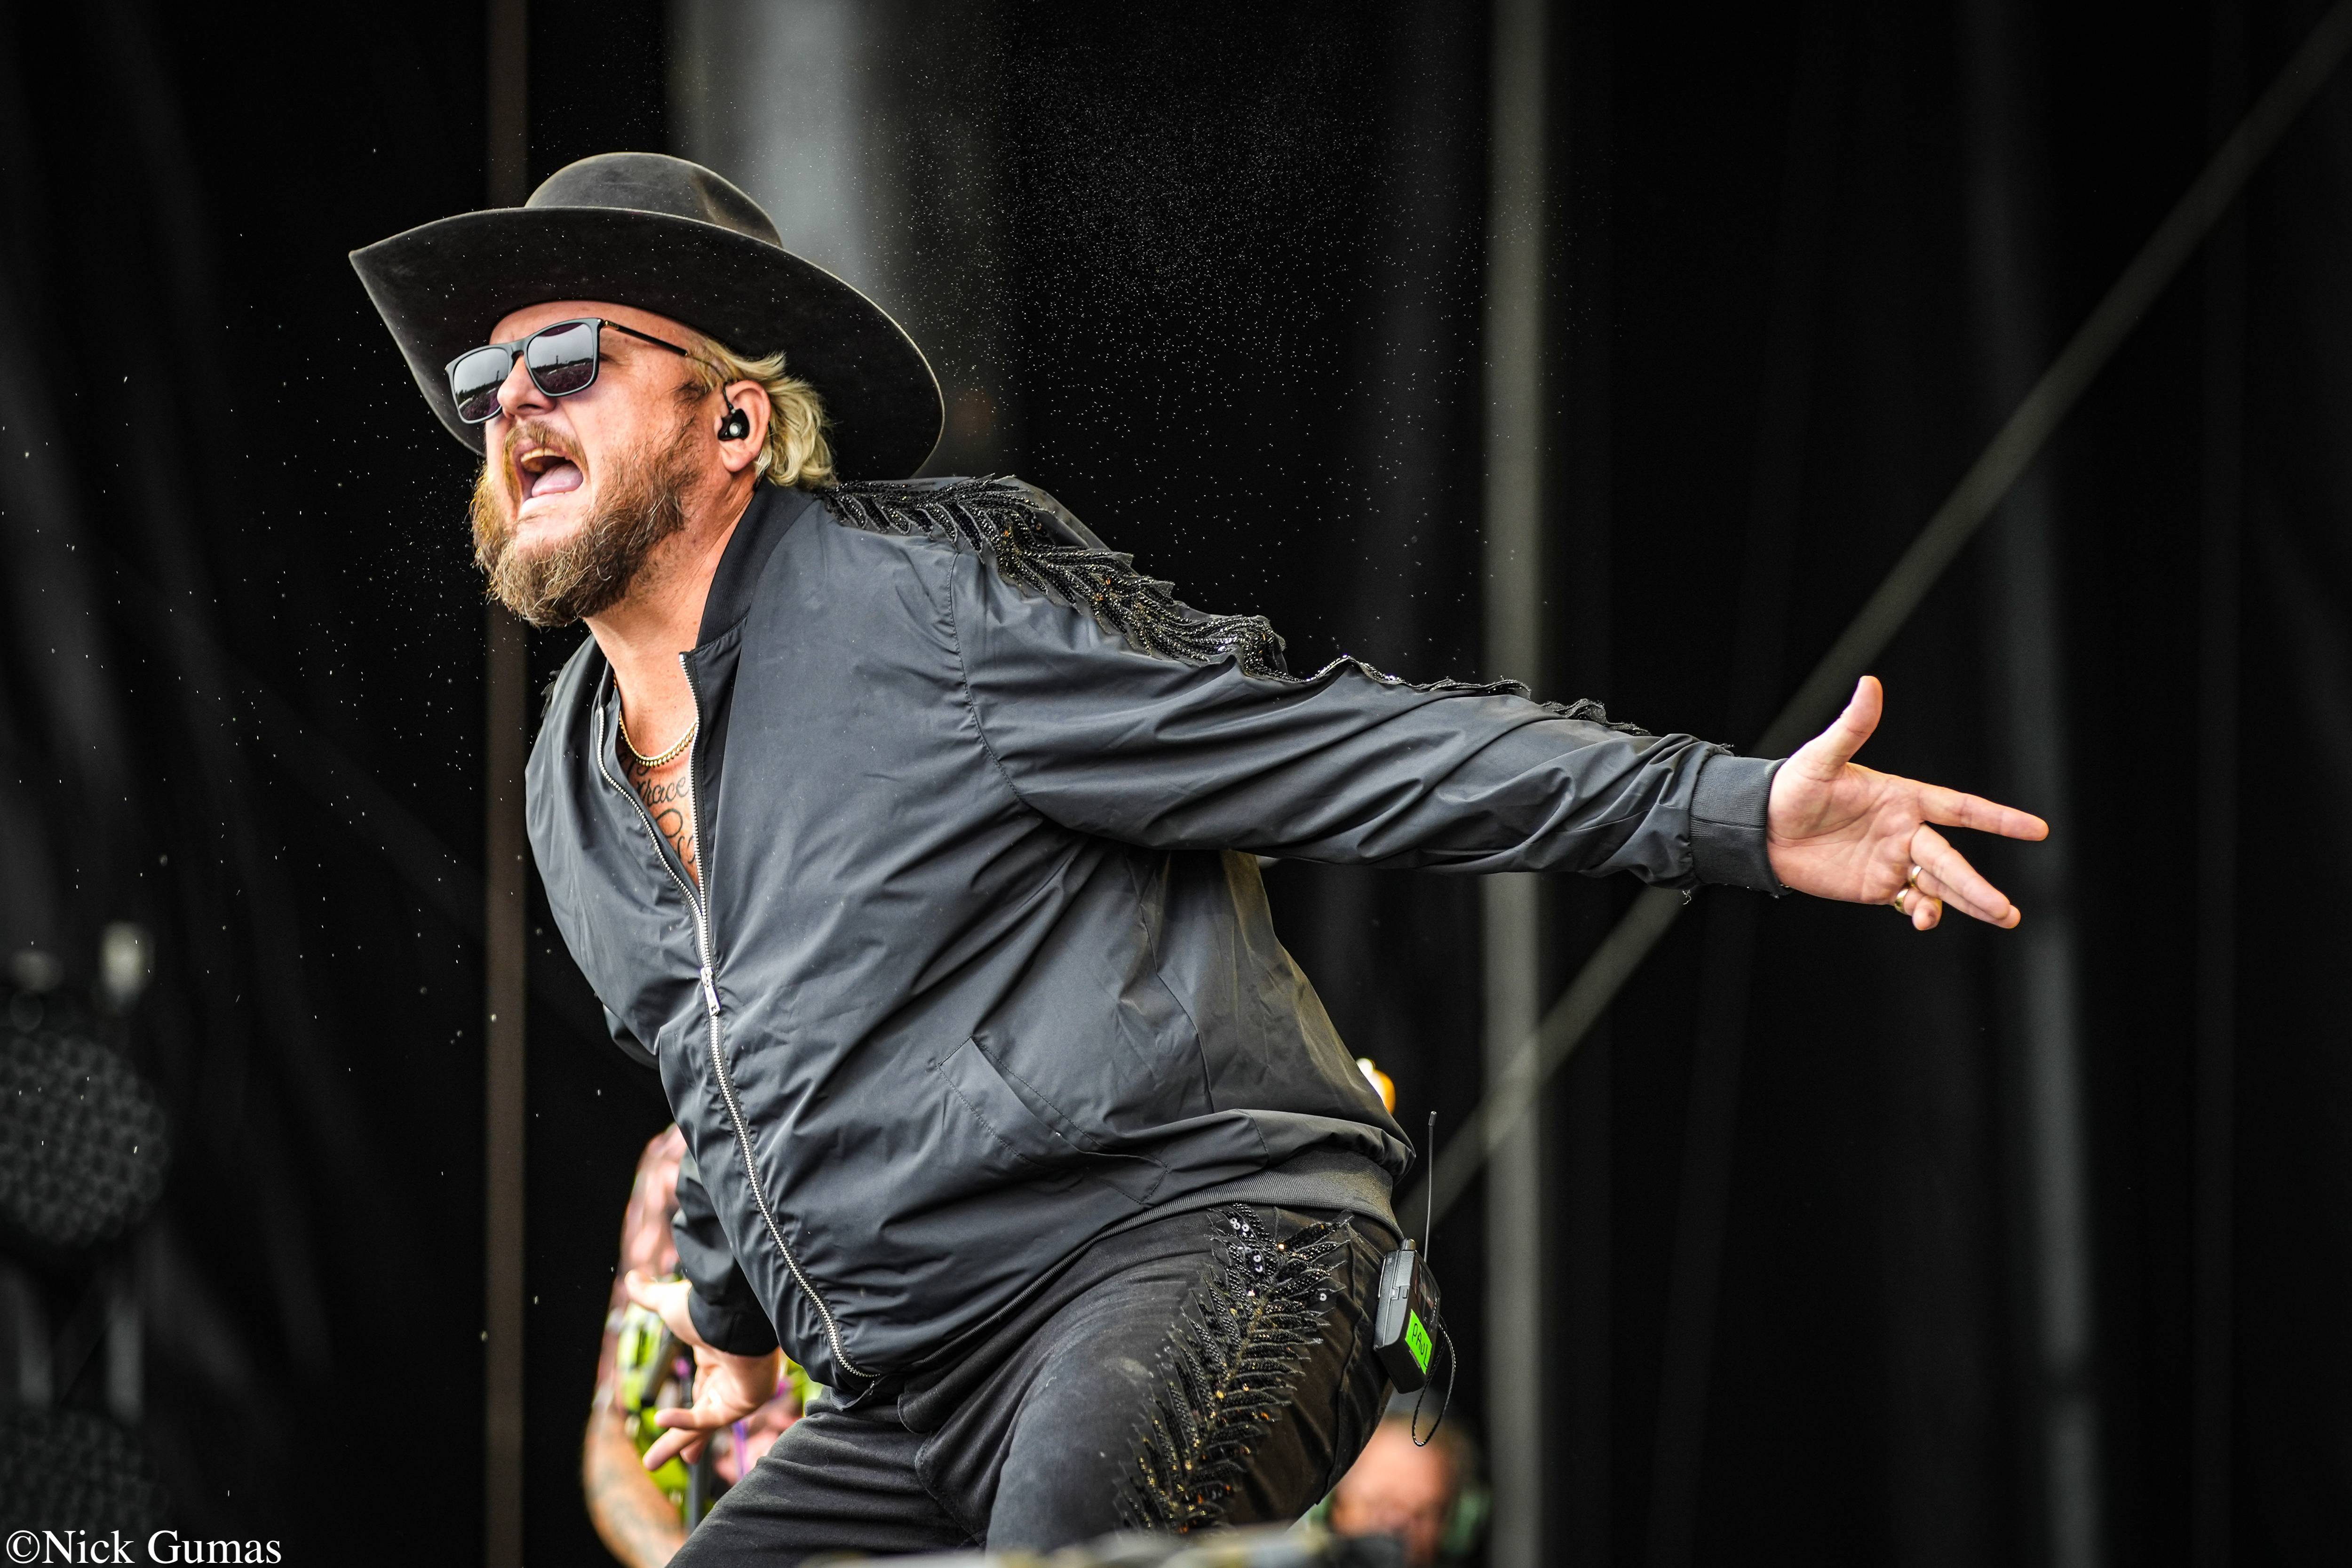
[489, 348, 553, 429]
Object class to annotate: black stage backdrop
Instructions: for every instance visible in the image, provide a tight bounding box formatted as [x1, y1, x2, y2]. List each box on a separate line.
[0, 2, 2347, 1563]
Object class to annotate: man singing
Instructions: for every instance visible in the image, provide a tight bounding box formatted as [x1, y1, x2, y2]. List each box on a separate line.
[353, 153, 2043, 1562]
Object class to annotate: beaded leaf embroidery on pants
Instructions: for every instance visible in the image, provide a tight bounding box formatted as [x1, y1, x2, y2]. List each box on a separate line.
[1116, 1205, 1351, 1534]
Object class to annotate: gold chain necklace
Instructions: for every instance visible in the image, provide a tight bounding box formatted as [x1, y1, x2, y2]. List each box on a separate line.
[617, 701, 697, 770]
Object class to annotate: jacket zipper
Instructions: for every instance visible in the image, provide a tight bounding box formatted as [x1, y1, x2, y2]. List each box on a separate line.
[595, 662, 868, 1381]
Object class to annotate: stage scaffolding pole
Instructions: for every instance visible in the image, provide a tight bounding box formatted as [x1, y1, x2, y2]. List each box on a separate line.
[1959, 1, 2101, 1555]
[2191, 7, 2247, 1561]
[1641, 14, 1840, 1564]
[1480, 1, 1551, 1563]
[483, 0, 529, 1562]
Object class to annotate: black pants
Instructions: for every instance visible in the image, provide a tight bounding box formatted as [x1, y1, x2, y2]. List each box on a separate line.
[672, 1203, 1396, 1562]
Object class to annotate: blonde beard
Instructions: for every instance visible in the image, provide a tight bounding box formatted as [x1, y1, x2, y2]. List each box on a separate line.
[470, 416, 701, 628]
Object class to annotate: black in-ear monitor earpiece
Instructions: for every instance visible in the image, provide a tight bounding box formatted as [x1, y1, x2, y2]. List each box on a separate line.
[718, 398, 751, 442]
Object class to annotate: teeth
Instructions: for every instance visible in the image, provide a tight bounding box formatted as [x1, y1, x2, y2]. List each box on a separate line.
[517, 450, 582, 500]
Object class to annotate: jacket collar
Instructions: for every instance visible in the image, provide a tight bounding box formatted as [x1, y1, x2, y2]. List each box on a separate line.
[695, 482, 821, 648]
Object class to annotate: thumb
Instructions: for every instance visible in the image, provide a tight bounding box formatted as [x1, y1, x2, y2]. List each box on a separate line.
[624, 1270, 706, 1347]
[1795, 676, 1883, 775]
[622, 1269, 661, 1311]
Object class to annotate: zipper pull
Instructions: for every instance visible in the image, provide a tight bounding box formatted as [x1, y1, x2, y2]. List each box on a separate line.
[698, 964, 722, 1019]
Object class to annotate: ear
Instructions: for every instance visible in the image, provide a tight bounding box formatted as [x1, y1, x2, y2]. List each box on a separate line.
[715, 380, 771, 474]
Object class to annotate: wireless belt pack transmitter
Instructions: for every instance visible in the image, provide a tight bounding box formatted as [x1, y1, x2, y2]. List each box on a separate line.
[1374, 1114, 1454, 1439]
[1373, 1236, 1440, 1392]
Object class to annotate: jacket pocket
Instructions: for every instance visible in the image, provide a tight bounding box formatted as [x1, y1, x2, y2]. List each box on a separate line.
[931, 1036, 1166, 1206]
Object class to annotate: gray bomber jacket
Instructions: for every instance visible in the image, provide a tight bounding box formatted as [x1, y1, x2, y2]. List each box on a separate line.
[526, 477, 1784, 1396]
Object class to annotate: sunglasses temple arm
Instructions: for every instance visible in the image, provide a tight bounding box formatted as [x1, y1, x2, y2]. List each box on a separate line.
[602, 319, 695, 358]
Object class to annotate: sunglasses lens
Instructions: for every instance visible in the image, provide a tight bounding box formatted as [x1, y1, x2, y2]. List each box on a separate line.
[449, 347, 513, 424]
[527, 320, 600, 398]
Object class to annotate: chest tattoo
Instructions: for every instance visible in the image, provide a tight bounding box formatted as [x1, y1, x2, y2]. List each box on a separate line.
[625, 750, 699, 886]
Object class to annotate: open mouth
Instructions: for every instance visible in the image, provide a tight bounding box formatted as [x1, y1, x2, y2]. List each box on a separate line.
[515, 445, 585, 501]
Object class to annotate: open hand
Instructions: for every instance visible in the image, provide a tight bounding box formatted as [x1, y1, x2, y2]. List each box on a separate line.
[1765, 677, 2048, 931]
[624, 1269, 782, 1469]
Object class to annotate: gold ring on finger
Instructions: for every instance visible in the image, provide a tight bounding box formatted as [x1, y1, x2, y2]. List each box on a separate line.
[1906, 864, 1922, 890]
[1892, 888, 1911, 916]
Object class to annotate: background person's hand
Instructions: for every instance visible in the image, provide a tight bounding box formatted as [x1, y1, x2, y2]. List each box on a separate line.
[624, 1269, 782, 1468]
[1764, 676, 2048, 931]
[639, 1343, 783, 1469]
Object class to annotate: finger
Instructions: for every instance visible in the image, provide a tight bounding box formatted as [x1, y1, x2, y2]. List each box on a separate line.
[642, 1423, 706, 1471]
[646, 1404, 725, 1470]
[1908, 834, 2008, 923]
[649, 1405, 729, 1434]
[1909, 888, 1943, 931]
[1908, 866, 1988, 925]
[1791, 676, 1884, 778]
[1890, 886, 1944, 931]
[1920, 785, 2050, 843]
[1910, 828, 2020, 928]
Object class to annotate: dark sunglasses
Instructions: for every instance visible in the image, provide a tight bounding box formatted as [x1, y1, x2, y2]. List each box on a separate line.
[445, 317, 693, 426]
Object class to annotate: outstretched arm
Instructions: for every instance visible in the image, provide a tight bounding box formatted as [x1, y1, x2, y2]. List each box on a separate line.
[1768, 676, 2048, 930]
[950, 529, 1780, 889]
[935, 482, 2042, 904]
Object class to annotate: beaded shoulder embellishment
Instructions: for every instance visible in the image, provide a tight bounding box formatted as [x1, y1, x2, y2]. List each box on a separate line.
[819, 477, 1651, 734]
[823, 477, 1292, 679]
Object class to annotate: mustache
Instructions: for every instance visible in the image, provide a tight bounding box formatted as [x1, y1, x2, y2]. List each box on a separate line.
[497, 420, 585, 495]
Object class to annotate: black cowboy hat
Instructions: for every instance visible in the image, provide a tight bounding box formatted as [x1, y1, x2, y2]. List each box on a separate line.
[350, 152, 941, 479]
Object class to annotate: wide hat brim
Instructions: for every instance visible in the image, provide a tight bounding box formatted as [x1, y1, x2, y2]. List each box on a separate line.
[350, 206, 942, 479]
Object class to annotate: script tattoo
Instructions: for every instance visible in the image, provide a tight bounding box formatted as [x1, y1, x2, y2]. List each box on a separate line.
[626, 750, 699, 884]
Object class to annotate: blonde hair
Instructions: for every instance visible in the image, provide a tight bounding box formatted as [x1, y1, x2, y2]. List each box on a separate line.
[680, 334, 835, 488]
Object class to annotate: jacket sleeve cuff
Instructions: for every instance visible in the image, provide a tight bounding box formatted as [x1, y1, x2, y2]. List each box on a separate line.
[687, 1284, 781, 1358]
[670, 1150, 782, 1357]
[1689, 752, 1787, 894]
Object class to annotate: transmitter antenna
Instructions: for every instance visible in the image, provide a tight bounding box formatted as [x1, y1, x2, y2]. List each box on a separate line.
[1422, 1110, 1436, 1256]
